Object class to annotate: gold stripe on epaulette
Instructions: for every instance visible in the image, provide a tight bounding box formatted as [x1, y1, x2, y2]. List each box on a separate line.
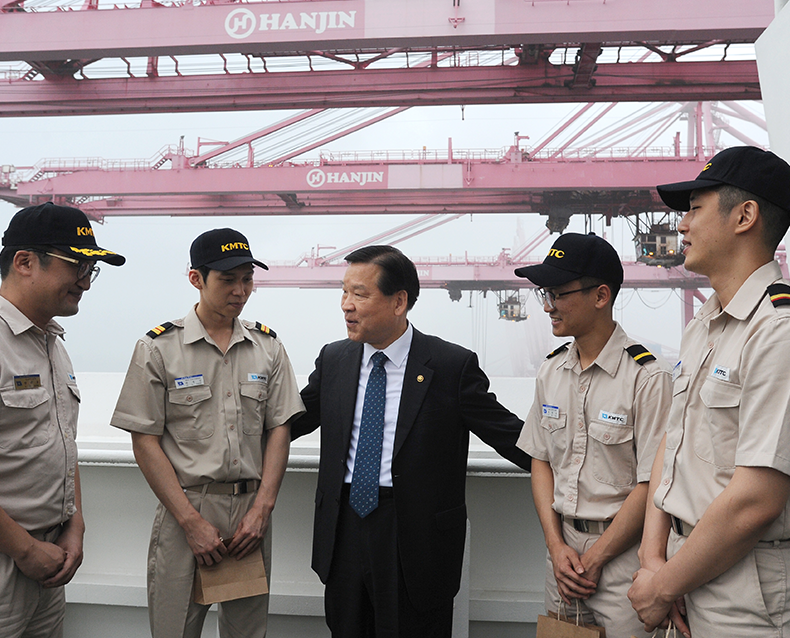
[546, 342, 570, 359]
[768, 283, 790, 308]
[146, 322, 174, 339]
[626, 344, 656, 365]
[254, 322, 277, 339]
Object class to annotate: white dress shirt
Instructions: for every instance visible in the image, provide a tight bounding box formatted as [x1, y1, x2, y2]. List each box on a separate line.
[344, 322, 413, 486]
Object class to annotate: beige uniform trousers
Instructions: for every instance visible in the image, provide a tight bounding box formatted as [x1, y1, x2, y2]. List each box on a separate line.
[668, 531, 790, 638]
[544, 521, 652, 638]
[148, 489, 272, 638]
[0, 527, 65, 638]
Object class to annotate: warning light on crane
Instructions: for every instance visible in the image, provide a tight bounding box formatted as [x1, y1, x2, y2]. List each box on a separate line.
[634, 223, 685, 268]
[496, 292, 530, 322]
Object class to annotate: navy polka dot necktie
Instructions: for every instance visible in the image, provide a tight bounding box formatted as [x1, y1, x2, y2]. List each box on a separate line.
[349, 351, 388, 518]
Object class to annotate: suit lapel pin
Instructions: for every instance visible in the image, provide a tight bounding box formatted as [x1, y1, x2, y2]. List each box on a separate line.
[417, 375, 424, 383]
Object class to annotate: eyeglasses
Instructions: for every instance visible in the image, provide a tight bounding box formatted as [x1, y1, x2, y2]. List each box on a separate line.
[535, 285, 600, 310]
[44, 252, 100, 283]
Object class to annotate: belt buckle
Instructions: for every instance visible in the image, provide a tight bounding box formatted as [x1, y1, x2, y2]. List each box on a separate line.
[573, 518, 590, 533]
[232, 481, 247, 496]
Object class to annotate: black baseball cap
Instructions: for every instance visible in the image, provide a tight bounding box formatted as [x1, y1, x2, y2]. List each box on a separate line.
[515, 232, 623, 288]
[190, 228, 268, 271]
[2, 201, 125, 266]
[657, 146, 790, 212]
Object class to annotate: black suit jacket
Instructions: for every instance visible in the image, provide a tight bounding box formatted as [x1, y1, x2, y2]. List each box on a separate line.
[291, 327, 531, 610]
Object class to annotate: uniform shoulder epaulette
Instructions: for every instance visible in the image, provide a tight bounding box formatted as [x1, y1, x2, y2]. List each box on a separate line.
[546, 342, 571, 359]
[254, 322, 277, 339]
[146, 322, 175, 339]
[626, 343, 656, 365]
[767, 283, 790, 308]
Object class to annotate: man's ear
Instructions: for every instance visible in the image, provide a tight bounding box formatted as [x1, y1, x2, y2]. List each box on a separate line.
[188, 269, 204, 290]
[12, 250, 37, 278]
[733, 199, 760, 236]
[594, 283, 612, 310]
[393, 290, 409, 317]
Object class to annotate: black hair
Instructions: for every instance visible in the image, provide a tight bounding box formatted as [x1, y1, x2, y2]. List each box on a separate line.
[715, 184, 790, 251]
[193, 263, 255, 284]
[344, 245, 420, 310]
[194, 265, 212, 283]
[577, 275, 620, 304]
[0, 246, 52, 280]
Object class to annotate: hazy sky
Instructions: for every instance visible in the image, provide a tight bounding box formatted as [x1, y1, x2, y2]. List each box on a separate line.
[0, 102, 766, 376]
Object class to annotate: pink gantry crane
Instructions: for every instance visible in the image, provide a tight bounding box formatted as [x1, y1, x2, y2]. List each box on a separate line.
[0, 0, 780, 327]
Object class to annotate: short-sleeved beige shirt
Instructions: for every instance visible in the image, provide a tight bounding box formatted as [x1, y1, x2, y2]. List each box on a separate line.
[0, 296, 80, 531]
[654, 261, 790, 541]
[518, 322, 671, 521]
[110, 307, 305, 487]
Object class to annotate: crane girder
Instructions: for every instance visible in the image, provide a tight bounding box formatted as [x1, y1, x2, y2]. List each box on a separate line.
[0, 0, 771, 62]
[0, 59, 761, 117]
[0, 156, 711, 219]
[0, 0, 772, 115]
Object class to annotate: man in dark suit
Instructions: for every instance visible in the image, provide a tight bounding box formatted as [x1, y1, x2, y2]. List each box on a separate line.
[291, 245, 531, 638]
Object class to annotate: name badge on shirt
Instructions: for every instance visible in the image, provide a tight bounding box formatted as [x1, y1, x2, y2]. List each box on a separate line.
[599, 410, 627, 425]
[174, 374, 204, 389]
[672, 360, 682, 382]
[14, 374, 41, 390]
[248, 373, 268, 383]
[711, 365, 730, 382]
[542, 404, 560, 419]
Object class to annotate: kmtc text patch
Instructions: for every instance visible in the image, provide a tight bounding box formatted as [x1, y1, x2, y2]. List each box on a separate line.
[599, 411, 627, 425]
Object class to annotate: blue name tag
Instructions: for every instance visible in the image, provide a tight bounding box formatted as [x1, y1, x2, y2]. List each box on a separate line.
[175, 374, 204, 389]
[542, 404, 560, 419]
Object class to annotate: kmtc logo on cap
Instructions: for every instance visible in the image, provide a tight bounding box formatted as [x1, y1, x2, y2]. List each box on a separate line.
[221, 241, 250, 252]
[514, 232, 623, 289]
[190, 228, 268, 272]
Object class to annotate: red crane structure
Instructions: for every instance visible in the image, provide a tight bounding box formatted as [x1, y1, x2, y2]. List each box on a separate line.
[0, 0, 779, 327]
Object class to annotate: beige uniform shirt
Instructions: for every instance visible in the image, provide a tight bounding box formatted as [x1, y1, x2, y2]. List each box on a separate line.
[518, 323, 671, 521]
[654, 261, 790, 541]
[111, 307, 305, 487]
[0, 296, 80, 531]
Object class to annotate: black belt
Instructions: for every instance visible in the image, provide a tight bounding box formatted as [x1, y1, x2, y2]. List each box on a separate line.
[562, 516, 611, 534]
[670, 515, 695, 536]
[341, 483, 394, 499]
[671, 515, 790, 545]
[185, 480, 260, 496]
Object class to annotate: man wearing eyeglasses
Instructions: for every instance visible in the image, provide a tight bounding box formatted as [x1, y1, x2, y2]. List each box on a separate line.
[0, 201, 125, 638]
[515, 232, 671, 637]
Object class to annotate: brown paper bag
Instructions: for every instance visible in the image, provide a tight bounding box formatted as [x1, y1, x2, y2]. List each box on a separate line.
[193, 549, 269, 605]
[536, 603, 607, 638]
